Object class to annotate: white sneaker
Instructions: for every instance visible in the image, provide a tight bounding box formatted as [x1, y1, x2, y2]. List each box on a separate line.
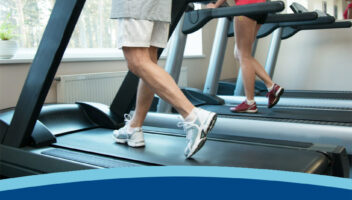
[112, 114, 145, 147]
[178, 108, 217, 158]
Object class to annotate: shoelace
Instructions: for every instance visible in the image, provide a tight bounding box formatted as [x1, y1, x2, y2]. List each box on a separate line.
[177, 120, 200, 141]
[124, 113, 132, 123]
[123, 114, 143, 133]
[122, 114, 132, 131]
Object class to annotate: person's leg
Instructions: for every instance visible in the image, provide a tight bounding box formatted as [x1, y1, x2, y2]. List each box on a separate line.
[114, 19, 217, 158]
[129, 47, 159, 128]
[252, 23, 284, 108]
[232, 17, 284, 112]
[123, 47, 217, 157]
[234, 16, 258, 101]
[231, 17, 272, 113]
[123, 47, 194, 118]
[251, 24, 274, 89]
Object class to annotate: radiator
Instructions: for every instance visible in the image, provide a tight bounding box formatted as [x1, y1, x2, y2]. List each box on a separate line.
[56, 68, 188, 104]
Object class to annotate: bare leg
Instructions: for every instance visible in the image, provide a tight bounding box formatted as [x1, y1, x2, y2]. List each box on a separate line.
[234, 17, 274, 100]
[252, 24, 273, 88]
[130, 47, 159, 128]
[252, 59, 274, 88]
[234, 16, 257, 100]
[123, 47, 194, 120]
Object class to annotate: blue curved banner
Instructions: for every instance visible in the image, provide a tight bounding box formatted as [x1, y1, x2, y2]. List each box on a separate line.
[0, 167, 351, 199]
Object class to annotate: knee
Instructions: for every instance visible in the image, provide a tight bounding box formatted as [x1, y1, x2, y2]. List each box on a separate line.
[234, 50, 247, 64]
[234, 46, 251, 64]
[126, 57, 147, 76]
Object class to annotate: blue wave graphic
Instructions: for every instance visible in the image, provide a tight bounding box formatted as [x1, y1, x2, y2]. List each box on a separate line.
[0, 166, 351, 198]
[1, 177, 351, 199]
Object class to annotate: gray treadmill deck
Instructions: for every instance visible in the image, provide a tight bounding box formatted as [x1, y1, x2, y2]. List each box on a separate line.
[282, 90, 352, 100]
[52, 128, 329, 174]
[200, 105, 352, 125]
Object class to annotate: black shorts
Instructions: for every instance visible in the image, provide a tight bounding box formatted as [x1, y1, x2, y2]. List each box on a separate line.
[245, 14, 267, 24]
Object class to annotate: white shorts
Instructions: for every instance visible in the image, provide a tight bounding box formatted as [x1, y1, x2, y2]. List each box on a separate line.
[116, 18, 170, 49]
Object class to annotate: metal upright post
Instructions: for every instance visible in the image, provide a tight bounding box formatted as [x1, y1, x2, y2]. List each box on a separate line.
[203, 17, 231, 96]
[264, 27, 283, 78]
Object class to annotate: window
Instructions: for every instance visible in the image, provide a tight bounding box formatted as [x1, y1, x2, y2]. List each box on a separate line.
[0, 0, 203, 61]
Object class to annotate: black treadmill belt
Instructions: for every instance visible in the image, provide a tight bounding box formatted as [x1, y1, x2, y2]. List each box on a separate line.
[283, 90, 352, 99]
[52, 128, 328, 174]
[142, 126, 313, 149]
[200, 105, 352, 124]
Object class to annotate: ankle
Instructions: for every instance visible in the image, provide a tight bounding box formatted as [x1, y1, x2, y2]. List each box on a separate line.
[267, 83, 275, 92]
[128, 120, 142, 129]
[184, 107, 198, 122]
[246, 99, 255, 105]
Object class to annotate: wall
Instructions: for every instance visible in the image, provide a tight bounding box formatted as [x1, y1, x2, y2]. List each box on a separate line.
[255, 20, 352, 91]
[0, 19, 237, 110]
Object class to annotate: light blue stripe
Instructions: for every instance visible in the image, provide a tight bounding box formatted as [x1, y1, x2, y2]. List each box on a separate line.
[0, 166, 351, 192]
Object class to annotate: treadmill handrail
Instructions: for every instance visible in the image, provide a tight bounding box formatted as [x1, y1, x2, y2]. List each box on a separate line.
[292, 20, 352, 30]
[259, 13, 337, 39]
[182, 1, 285, 34]
[255, 12, 318, 38]
[228, 12, 318, 38]
[281, 21, 352, 40]
[264, 12, 317, 23]
[278, 13, 335, 27]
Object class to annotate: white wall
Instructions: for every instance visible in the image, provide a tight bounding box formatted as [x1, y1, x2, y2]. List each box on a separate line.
[255, 20, 352, 91]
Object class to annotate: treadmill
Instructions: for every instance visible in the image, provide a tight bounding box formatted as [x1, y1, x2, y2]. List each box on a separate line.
[157, 2, 319, 112]
[0, 0, 349, 178]
[144, 3, 352, 162]
[155, 3, 352, 131]
[221, 3, 352, 108]
[162, 4, 352, 126]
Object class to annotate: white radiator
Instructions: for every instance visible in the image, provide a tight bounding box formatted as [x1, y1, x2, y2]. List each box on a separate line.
[56, 68, 188, 104]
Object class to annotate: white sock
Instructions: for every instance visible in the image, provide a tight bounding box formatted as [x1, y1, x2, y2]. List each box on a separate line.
[267, 83, 275, 92]
[246, 99, 255, 105]
[184, 108, 198, 122]
[127, 124, 141, 133]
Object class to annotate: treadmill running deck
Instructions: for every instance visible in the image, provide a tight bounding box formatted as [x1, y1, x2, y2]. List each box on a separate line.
[52, 128, 329, 174]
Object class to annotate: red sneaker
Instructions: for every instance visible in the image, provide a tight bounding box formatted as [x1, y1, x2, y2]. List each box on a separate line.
[230, 101, 258, 113]
[266, 84, 284, 108]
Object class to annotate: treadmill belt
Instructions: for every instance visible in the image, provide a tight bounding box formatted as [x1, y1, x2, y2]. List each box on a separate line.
[52, 128, 329, 174]
[142, 126, 313, 148]
[200, 105, 352, 124]
[283, 90, 352, 99]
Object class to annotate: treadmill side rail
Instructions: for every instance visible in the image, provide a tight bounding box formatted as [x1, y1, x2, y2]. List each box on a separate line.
[0, 145, 96, 177]
[0, 110, 56, 147]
